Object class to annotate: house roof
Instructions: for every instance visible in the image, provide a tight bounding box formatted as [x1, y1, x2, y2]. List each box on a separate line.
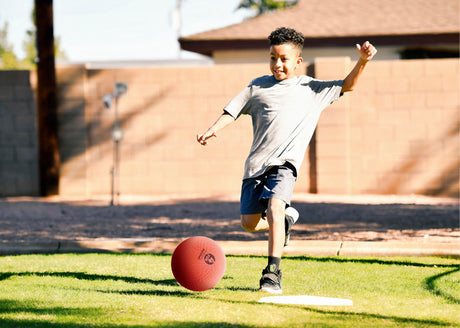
[179, 0, 460, 56]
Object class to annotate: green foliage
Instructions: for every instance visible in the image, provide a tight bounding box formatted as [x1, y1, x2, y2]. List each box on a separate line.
[1, 7, 67, 70]
[238, 0, 299, 16]
[0, 51, 19, 69]
[0, 21, 13, 54]
[0, 254, 458, 327]
[54, 36, 68, 61]
[22, 28, 36, 67]
[0, 21, 19, 69]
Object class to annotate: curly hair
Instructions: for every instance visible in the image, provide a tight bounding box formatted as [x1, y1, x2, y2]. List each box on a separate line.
[268, 27, 304, 52]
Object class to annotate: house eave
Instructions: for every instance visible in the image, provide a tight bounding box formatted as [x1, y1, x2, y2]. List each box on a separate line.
[179, 33, 460, 56]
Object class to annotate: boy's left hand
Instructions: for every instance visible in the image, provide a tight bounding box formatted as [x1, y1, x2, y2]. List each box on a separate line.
[356, 41, 377, 62]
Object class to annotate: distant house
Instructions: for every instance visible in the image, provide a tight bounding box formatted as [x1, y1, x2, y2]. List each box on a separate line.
[179, 0, 460, 63]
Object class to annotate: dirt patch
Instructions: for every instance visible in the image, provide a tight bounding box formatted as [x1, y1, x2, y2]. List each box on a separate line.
[0, 194, 458, 244]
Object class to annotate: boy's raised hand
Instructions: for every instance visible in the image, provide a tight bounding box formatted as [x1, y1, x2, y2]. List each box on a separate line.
[356, 41, 377, 62]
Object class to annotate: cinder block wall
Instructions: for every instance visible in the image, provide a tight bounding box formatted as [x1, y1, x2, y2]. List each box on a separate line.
[0, 71, 39, 196]
[316, 58, 459, 197]
[56, 66, 89, 196]
[1, 58, 458, 198]
[74, 63, 311, 197]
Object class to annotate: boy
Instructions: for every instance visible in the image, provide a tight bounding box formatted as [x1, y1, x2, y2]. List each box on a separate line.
[197, 27, 377, 294]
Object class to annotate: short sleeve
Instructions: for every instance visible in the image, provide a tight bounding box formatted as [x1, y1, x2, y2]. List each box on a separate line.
[223, 85, 252, 119]
[308, 79, 344, 110]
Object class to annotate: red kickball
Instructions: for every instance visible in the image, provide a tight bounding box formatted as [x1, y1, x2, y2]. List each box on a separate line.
[171, 236, 226, 292]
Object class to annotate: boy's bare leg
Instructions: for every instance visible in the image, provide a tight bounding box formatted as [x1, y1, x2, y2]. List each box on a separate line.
[242, 198, 285, 293]
[240, 198, 286, 258]
[241, 213, 269, 232]
[266, 197, 286, 258]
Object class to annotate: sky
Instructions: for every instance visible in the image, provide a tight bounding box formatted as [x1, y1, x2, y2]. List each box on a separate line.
[0, 0, 253, 62]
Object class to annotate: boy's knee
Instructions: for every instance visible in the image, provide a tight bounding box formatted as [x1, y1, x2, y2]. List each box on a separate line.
[240, 214, 260, 232]
[267, 198, 286, 221]
[241, 221, 254, 232]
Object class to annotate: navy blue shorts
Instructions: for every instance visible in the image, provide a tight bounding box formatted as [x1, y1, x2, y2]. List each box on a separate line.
[240, 162, 297, 215]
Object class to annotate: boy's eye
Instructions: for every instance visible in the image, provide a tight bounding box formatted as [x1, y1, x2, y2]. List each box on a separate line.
[270, 57, 288, 62]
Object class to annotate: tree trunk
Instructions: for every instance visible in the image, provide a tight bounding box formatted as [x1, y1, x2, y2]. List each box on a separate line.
[35, 0, 60, 196]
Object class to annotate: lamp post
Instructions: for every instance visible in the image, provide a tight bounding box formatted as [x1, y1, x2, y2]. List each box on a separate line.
[103, 82, 128, 206]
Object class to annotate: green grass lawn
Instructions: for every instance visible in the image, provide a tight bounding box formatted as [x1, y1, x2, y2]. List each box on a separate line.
[0, 253, 458, 327]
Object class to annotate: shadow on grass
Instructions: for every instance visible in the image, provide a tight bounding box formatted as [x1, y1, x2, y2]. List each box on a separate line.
[286, 255, 460, 305]
[285, 255, 460, 305]
[283, 255, 460, 268]
[0, 271, 177, 286]
[0, 322, 258, 328]
[231, 254, 459, 268]
[0, 256, 458, 328]
[0, 322, 262, 328]
[424, 268, 460, 304]
[201, 296, 455, 327]
[299, 306, 455, 327]
[0, 298, 257, 328]
[228, 255, 460, 307]
[0, 271, 195, 299]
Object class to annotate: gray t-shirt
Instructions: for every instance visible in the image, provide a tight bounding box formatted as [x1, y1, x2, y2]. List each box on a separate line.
[224, 74, 344, 179]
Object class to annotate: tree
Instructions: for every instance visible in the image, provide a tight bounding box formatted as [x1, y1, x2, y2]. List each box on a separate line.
[22, 8, 68, 68]
[0, 20, 21, 69]
[22, 25, 36, 67]
[35, 0, 60, 196]
[237, 0, 298, 16]
[0, 21, 12, 54]
[1, 51, 20, 69]
[0, 8, 67, 70]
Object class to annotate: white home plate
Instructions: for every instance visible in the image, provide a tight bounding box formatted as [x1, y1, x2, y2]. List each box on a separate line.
[258, 295, 353, 306]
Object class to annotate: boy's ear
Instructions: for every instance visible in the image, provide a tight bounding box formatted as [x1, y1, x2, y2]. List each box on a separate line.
[297, 57, 303, 65]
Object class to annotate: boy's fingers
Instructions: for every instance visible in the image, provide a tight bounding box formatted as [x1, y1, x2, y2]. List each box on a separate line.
[197, 134, 206, 145]
[357, 41, 377, 60]
[197, 132, 217, 145]
[366, 42, 376, 52]
[367, 44, 377, 56]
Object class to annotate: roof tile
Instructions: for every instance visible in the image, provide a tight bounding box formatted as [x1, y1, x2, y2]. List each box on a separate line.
[181, 0, 460, 41]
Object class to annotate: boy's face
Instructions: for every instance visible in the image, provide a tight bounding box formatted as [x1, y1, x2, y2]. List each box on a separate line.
[269, 43, 303, 80]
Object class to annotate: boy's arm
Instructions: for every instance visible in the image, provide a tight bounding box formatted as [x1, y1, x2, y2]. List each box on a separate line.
[197, 112, 236, 145]
[341, 41, 377, 93]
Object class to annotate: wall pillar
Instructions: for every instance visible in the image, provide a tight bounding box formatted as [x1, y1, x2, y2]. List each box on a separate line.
[314, 57, 352, 194]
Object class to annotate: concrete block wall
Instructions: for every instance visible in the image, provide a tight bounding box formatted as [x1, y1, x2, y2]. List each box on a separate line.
[316, 58, 459, 197]
[1, 58, 458, 198]
[56, 66, 89, 196]
[314, 57, 353, 194]
[78, 63, 311, 197]
[0, 71, 39, 196]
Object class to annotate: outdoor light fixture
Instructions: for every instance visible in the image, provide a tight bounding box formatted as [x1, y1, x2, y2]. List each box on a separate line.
[102, 94, 113, 109]
[103, 82, 128, 206]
